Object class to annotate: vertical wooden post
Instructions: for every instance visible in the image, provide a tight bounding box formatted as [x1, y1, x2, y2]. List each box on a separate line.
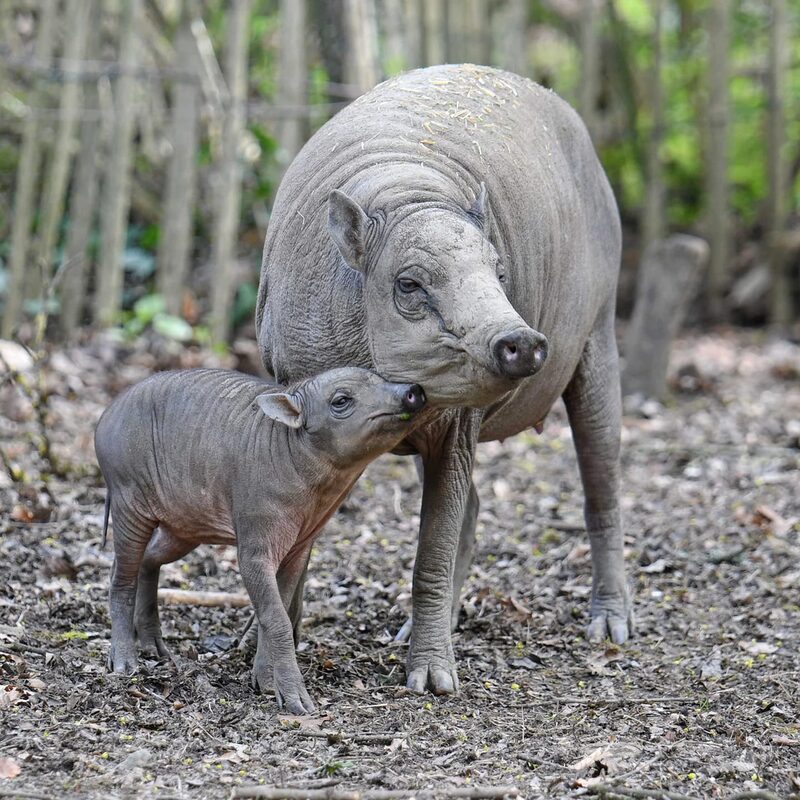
[766, 0, 790, 327]
[420, 0, 446, 66]
[275, 0, 307, 165]
[37, 0, 92, 275]
[495, 0, 527, 77]
[381, 0, 406, 74]
[156, 0, 201, 317]
[209, 0, 252, 343]
[94, 0, 142, 327]
[59, 0, 102, 337]
[706, 0, 730, 321]
[578, 0, 602, 143]
[343, 0, 380, 95]
[2, 0, 58, 338]
[403, 0, 422, 69]
[641, 0, 665, 252]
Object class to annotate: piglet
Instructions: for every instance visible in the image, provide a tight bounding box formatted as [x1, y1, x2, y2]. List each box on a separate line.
[95, 367, 426, 714]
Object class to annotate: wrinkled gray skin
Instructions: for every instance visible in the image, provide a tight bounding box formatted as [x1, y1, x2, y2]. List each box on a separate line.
[256, 65, 633, 697]
[95, 367, 426, 714]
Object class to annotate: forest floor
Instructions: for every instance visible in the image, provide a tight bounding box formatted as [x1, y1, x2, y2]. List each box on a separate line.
[1, 327, 799, 800]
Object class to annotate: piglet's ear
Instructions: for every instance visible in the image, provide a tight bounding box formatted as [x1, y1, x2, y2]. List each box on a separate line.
[255, 392, 304, 429]
[467, 182, 491, 236]
[328, 189, 370, 273]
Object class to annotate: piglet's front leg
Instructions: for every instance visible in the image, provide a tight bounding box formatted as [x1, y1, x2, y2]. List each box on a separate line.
[237, 517, 316, 715]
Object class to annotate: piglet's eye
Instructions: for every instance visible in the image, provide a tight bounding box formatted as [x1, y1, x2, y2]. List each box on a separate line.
[331, 393, 354, 413]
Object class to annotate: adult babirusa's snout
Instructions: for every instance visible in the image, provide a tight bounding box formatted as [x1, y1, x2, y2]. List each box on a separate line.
[491, 328, 549, 379]
[400, 384, 426, 413]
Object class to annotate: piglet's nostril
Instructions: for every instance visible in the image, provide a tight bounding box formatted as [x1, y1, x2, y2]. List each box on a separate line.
[401, 384, 426, 412]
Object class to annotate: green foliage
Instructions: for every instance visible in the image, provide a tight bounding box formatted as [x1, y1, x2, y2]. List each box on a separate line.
[117, 293, 197, 343]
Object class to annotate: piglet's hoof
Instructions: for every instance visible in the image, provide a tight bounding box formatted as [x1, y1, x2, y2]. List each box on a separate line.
[108, 642, 139, 675]
[273, 665, 316, 716]
[137, 631, 173, 662]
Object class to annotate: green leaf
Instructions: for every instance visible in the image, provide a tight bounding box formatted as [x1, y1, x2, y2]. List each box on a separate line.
[152, 313, 193, 342]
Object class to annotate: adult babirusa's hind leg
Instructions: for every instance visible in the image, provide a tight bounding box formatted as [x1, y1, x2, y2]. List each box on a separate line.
[135, 527, 195, 660]
[563, 304, 634, 644]
[108, 500, 157, 674]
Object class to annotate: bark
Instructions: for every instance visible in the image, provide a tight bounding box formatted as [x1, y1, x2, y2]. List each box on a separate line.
[420, 0, 446, 66]
[448, 0, 490, 64]
[766, 0, 790, 327]
[275, 0, 307, 165]
[380, 0, 406, 74]
[37, 0, 93, 275]
[343, 0, 380, 95]
[622, 236, 709, 400]
[402, 0, 422, 69]
[706, 0, 730, 321]
[156, 0, 201, 316]
[494, 0, 527, 77]
[641, 0, 664, 252]
[209, 0, 252, 343]
[60, 0, 102, 337]
[94, 0, 142, 327]
[578, 0, 602, 142]
[2, 0, 58, 338]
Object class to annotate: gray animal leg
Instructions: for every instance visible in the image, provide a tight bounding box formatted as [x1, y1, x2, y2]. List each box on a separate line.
[451, 481, 479, 631]
[108, 501, 157, 674]
[237, 520, 315, 715]
[135, 528, 195, 660]
[406, 410, 482, 696]
[562, 307, 634, 644]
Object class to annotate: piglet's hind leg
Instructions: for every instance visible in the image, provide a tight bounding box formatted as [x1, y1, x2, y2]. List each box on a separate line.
[135, 527, 195, 660]
[108, 501, 157, 674]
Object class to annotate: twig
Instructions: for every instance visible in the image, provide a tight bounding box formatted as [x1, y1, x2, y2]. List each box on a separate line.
[0, 790, 59, 800]
[232, 788, 519, 800]
[157, 589, 251, 607]
[586, 785, 783, 800]
[294, 730, 405, 744]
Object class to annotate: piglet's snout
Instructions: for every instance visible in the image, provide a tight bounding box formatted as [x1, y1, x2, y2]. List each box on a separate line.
[400, 384, 426, 413]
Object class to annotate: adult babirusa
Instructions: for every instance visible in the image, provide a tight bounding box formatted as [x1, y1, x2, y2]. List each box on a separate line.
[257, 64, 633, 696]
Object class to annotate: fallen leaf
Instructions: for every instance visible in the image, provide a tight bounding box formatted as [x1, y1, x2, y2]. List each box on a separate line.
[0, 757, 20, 779]
[0, 685, 22, 710]
[738, 640, 778, 656]
[641, 558, 669, 574]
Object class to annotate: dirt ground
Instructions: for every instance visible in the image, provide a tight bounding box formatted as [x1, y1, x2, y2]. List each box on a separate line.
[1, 327, 799, 800]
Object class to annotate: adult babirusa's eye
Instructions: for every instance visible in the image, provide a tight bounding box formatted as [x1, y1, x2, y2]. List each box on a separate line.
[396, 277, 421, 294]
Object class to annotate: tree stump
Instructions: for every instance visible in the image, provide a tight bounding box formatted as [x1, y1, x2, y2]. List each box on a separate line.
[622, 235, 709, 399]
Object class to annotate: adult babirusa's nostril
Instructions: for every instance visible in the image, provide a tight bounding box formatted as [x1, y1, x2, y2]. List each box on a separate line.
[491, 328, 548, 379]
[401, 384, 426, 412]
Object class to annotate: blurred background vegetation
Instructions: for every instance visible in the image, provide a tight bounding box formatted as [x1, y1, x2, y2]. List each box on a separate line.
[0, 0, 798, 348]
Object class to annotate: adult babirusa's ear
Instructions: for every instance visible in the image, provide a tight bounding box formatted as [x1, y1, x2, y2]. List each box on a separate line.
[467, 182, 490, 236]
[328, 189, 370, 273]
[255, 392, 304, 429]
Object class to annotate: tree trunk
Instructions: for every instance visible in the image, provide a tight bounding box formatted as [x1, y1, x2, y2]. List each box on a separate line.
[578, 0, 602, 143]
[37, 0, 93, 276]
[403, 0, 422, 69]
[622, 236, 709, 399]
[343, 0, 380, 96]
[2, 0, 58, 338]
[494, 0, 527, 77]
[59, 0, 103, 337]
[380, 0, 406, 74]
[447, 0, 489, 64]
[94, 0, 142, 327]
[706, 0, 730, 321]
[275, 0, 307, 166]
[209, 0, 252, 343]
[156, 0, 201, 317]
[641, 0, 664, 252]
[766, 0, 790, 328]
[420, 0, 446, 66]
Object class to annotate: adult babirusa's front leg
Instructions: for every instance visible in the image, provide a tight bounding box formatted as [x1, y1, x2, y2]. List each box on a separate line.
[407, 410, 482, 696]
[236, 514, 316, 715]
[563, 306, 634, 644]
